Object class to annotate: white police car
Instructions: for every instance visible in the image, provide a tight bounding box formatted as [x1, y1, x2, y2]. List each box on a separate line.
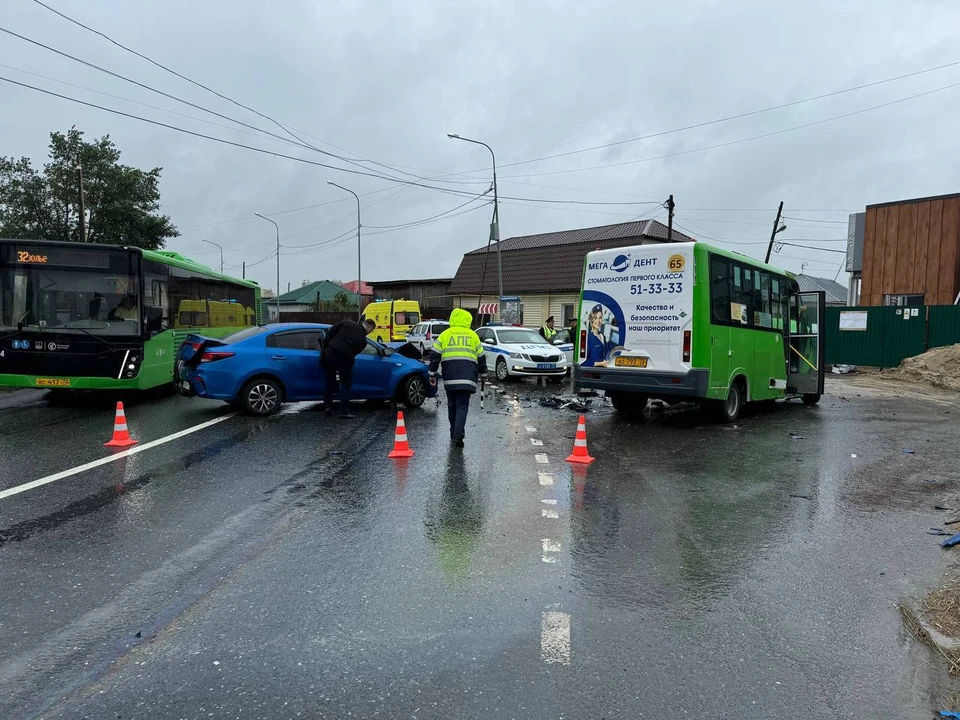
[476, 326, 569, 381]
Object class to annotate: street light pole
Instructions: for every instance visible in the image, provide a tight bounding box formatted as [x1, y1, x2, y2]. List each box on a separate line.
[201, 238, 224, 274]
[448, 133, 502, 315]
[254, 212, 281, 322]
[328, 182, 362, 320]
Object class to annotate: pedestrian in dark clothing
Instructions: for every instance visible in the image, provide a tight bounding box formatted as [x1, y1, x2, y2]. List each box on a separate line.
[320, 319, 375, 418]
[427, 308, 487, 447]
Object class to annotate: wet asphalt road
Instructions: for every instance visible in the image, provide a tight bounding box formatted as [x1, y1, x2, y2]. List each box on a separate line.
[1, 378, 958, 719]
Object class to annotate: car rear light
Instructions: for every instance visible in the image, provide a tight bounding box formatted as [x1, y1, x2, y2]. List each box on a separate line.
[682, 330, 691, 362]
[190, 342, 203, 351]
[200, 351, 234, 363]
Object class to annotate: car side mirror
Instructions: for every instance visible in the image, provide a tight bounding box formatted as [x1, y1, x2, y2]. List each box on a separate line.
[482, 338, 495, 345]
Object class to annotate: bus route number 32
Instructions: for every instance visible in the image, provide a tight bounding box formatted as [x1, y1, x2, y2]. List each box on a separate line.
[631, 281, 683, 296]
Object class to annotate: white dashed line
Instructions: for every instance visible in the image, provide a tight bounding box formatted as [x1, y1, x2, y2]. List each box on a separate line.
[542, 538, 561, 553]
[530, 438, 543, 446]
[538, 472, 554, 486]
[535, 454, 549, 464]
[541, 498, 557, 505]
[525, 425, 537, 433]
[541, 612, 571, 665]
[541, 508, 559, 519]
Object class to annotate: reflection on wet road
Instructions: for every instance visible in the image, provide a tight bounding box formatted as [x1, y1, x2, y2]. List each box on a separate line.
[0, 379, 957, 718]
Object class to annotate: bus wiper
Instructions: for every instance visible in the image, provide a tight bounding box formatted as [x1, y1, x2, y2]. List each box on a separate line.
[64, 326, 118, 353]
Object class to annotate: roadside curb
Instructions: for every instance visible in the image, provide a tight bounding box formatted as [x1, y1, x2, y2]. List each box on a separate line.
[899, 600, 960, 673]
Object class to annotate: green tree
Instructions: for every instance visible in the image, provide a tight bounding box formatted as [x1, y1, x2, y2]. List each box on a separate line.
[0, 127, 178, 249]
[318, 290, 358, 312]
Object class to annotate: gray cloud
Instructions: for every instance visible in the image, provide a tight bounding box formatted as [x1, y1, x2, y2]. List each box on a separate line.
[3, 0, 960, 292]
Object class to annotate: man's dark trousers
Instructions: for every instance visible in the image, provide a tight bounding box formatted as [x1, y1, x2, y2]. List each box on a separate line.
[445, 388, 471, 441]
[322, 349, 354, 414]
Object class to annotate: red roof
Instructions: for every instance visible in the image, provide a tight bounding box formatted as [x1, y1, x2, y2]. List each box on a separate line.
[340, 280, 373, 296]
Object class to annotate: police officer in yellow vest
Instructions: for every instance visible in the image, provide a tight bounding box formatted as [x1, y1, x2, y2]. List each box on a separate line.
[427, 308, 487, 447]
[539, 316, 557, 342]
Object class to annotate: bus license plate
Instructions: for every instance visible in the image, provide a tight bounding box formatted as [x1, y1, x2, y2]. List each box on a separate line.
[536, 363, 556, 370]
[35, 378, 71, 387]
[615, 356, 648, 368]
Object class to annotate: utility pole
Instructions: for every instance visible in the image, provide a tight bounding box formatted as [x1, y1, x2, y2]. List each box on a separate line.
[327, 182, 362, 320]
[76, 162, 87, 242]
[665, 194, 675, 242]
[254, 213, 281, 322]
[764, 201, 785, 264]
[242, 261, 245, 279]
[448, 134, 502, 315]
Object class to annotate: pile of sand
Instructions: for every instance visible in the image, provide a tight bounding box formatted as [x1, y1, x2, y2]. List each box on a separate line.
[889, 343, 960, 392]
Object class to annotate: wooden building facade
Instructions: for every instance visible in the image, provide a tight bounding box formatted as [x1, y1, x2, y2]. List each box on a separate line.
[860, 193, 960, 306]
[368, 278, 453, 319]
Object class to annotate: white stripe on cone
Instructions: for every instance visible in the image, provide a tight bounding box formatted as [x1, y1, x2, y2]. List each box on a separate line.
[396, 434, 408, 442]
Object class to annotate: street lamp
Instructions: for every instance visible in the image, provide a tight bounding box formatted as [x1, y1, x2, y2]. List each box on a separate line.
[327, 182, 362, 321]
[201, 238, 223, 274]
[254, 212, 280, 322]
[447, 133, 503, 315]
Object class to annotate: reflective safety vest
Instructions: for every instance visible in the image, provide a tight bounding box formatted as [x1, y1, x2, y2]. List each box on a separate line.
[541, 325, 557, 340]
[427, 326, 487, 392]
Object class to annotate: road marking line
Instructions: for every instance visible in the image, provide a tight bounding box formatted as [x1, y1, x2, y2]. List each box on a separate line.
[541, 555, 558, 564]
[0, 413, 238, 501]
[541, 508, 559, 519]
[535, 453, 549, 464]
[541, 498, 557, 505]
[541, 611, 571, 665]
[542, 538, 561, 553]
[530, 438, 543, 446]
[525, 425, 537, 433]
[538, 472, 554, 486]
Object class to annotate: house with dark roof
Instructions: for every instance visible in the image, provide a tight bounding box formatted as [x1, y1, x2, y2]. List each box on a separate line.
[267, 280, 360, 320]
[796, 274, 848, 307]
[449, 220, 693, 327]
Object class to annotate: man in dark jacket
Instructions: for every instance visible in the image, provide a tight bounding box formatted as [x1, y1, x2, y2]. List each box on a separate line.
[320, 319, 375, 418]
[427, 308, 487, 447]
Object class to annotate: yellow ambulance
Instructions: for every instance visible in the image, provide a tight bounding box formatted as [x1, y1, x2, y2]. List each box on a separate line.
[362, 300, 421, 343]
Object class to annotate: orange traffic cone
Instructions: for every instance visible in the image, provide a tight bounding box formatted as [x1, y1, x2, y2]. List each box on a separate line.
[104, 401, 138, 448]
[387, 411, 415, 459]
[565, 414, 595, 464]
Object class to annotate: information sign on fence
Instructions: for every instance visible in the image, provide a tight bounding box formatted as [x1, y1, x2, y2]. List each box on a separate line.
[839, 311, 868, 331]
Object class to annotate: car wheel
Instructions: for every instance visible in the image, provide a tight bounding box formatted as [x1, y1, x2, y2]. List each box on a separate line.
[399, 375, 427, 408]
[801, 393, 821, 406]
[241, 378, 282, 416]
[610, 392, 648, 416]
[496, 357, 509, 382]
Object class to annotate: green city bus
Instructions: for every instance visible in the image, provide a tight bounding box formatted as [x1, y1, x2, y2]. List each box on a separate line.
[0, 239, 260, 391]
[573, 241, 824, 422]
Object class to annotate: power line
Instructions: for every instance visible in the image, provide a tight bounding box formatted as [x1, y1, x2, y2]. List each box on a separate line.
[782, 216, 849, 224]
[498, 79, 960, 179]
[463, 58, 960, 173]
[776, 242, 847, 254]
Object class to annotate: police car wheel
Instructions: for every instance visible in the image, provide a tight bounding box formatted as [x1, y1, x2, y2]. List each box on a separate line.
[496, 357, 509, 381]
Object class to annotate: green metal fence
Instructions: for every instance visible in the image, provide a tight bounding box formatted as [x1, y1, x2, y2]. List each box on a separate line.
[825, 305, 960, 369]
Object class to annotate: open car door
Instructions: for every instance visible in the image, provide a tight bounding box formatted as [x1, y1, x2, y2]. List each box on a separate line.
[787, 290, 825, 402]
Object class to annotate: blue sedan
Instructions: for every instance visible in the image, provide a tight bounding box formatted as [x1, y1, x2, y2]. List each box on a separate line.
[177, 323, 435, 416]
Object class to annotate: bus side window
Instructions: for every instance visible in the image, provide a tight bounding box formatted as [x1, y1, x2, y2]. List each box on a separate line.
[771, 277, 783, 330]
[710, 256, 731, 324]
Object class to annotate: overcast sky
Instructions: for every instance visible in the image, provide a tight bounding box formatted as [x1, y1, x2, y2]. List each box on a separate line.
[3, 0, 960, 293]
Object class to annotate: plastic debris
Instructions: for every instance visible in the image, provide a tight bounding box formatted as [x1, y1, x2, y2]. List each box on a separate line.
[902, 449, 915, 454]
[935, 505, 954, 511]
[851, 454, 858, 459]
[939, 712, 960, 719]
[539, 399, 561, 408]
[928, 529, 953, 536]
[941, 533, 960, 548]
[789, 494, 811, 500]
[789, 433, 806, 440]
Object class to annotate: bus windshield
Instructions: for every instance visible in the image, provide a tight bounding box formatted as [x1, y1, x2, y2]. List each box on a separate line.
[0, 260, 141, 336]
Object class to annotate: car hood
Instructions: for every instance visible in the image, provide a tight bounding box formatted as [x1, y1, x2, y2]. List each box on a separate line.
[499, 342, 563, 353]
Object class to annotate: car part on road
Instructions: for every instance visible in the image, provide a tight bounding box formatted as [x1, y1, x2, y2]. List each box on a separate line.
[941, 533, 960, 548]
[241, 377, 282, 416]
